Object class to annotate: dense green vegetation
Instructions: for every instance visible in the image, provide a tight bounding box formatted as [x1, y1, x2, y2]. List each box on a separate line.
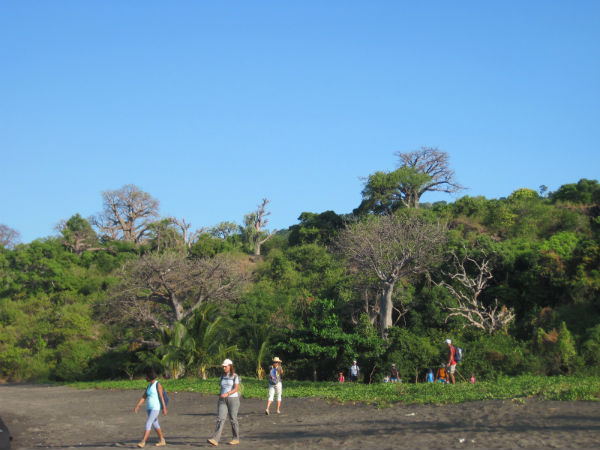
[1, 153, 599, 387]
[66, 375, 600, 404]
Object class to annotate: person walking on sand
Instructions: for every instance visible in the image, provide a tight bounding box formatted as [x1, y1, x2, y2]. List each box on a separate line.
[349, 360, 360, 382]
[445, 338, 457, 385]
[133, 368, 167, 448]
[208, 359, 240, 446]
[265, 356, 283, 415]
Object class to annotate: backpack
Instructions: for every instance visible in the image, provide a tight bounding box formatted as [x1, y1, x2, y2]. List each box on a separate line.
[454, 346, 463, 363]
[237, 376, 244, 398]
[158, 382, 169, 409]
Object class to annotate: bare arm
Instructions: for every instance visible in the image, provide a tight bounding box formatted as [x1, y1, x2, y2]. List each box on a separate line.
[134, 392, 147, 413]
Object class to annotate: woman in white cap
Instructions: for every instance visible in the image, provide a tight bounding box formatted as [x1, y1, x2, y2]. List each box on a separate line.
[265, 356, 283, 415]
[208, 359, 240, 446]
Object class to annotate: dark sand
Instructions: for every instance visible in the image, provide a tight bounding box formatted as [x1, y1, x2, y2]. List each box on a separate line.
[2, 384, 600, 449]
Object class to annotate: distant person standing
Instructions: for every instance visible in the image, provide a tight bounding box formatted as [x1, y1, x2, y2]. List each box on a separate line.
[445, 338, 456, 385]
[133, 368, 167, 448]
[265, 357, 283, 415]
[426, 368, 434, 383]
[338, 371, 345, 383]
[208, 359, 240, 446]
[390, 364, 400, 383]
[349, 360, 360, 382]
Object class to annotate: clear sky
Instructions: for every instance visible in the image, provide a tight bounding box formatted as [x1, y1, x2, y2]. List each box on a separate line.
[1, 1, 599, 244]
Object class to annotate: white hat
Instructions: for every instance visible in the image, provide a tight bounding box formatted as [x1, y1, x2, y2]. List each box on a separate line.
[222, 358, 233, 366]
[272, 356, 282, 363]
[444, 339, 452, 344]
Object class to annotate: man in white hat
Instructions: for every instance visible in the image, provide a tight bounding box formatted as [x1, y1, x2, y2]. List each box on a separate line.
[445, 339, 456, 384]
[265, 356, 283, 415]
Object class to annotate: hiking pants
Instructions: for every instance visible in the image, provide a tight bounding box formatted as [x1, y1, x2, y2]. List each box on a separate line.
[211, 397, 240, 442]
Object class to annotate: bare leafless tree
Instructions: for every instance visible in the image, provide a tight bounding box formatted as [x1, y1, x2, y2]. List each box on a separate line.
[337, 214, 446, 337]
[394, 147, 464, 208]
[90, 184, 159, 243]
[169, 217, 205, 249]
[243, 198, 277, 256]
[435, 250, 515, 334]
[110, 252, 247, 331]
[0, 224, 20, 249]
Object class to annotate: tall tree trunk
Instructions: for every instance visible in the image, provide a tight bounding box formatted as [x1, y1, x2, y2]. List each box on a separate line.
[379, 282, 395, 338]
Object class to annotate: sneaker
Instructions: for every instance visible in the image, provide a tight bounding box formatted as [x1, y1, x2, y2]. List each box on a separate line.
[207, 438, 219, 446]
[228, 440, 240, 445]
[155, 439, 166, 446]
[265, 409, 270, 415]
[137, 443, 146, 448]
[276, 410, 281, 414]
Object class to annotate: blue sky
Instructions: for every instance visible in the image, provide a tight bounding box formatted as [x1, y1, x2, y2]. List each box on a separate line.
[1, 1, 599, 244]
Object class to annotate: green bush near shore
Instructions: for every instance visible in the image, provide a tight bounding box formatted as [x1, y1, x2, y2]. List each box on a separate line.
[65, 375, 600, 405]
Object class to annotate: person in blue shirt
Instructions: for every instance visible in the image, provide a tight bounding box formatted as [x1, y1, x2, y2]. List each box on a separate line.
[265, 356, 283, 415]
[133, 368, 167, 448]
[426, 368, 434, 383]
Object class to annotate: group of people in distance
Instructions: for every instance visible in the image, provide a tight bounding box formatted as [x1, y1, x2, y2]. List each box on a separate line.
[132, 356, 284, 448]
[338, 360, 361, 383]
[338, 339, 462, 385]
[428, 338, 462, 384]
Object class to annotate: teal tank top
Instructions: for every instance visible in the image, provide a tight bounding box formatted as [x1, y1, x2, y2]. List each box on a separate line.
[146, 380, 161, 411]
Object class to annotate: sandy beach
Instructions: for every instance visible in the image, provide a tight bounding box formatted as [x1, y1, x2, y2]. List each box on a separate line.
[2, 384, 600, 450]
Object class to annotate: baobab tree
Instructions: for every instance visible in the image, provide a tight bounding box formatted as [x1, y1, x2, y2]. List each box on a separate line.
[91, 184, 159, 243]
[394, 146, 464, 208]
[56, 214, 103, 255]
[337, 213, 447, 337]
[356, 147, 464, 214]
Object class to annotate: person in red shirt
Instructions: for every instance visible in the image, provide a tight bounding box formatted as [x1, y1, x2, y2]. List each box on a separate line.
[338, 372, 345, 383]
[445, 339, 456, 384]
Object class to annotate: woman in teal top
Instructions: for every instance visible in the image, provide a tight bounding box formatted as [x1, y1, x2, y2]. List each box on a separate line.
[133, 369, 167, 448]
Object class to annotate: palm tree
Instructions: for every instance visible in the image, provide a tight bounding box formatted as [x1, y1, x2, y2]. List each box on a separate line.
[157, 322, 188, 379]
[185, 303, 237, 379]
[247, 324, 272, 380]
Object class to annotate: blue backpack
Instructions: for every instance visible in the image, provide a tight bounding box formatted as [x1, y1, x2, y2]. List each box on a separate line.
[150, 382, 169, 409]
[454, 346, 463, 363]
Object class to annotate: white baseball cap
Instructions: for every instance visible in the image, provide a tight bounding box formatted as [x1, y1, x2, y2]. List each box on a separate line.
[222, 358, 233, 366]
[444, 339, 452, 344]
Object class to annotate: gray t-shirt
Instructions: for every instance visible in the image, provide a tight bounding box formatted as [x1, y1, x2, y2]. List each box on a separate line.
[220, 374, 240, 398]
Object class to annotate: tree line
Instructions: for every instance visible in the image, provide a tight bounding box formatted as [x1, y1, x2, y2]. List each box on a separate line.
[1, 147, 599, 383]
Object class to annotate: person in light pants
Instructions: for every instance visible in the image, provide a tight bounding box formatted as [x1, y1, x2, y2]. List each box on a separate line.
[265, 357, 283, 414]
